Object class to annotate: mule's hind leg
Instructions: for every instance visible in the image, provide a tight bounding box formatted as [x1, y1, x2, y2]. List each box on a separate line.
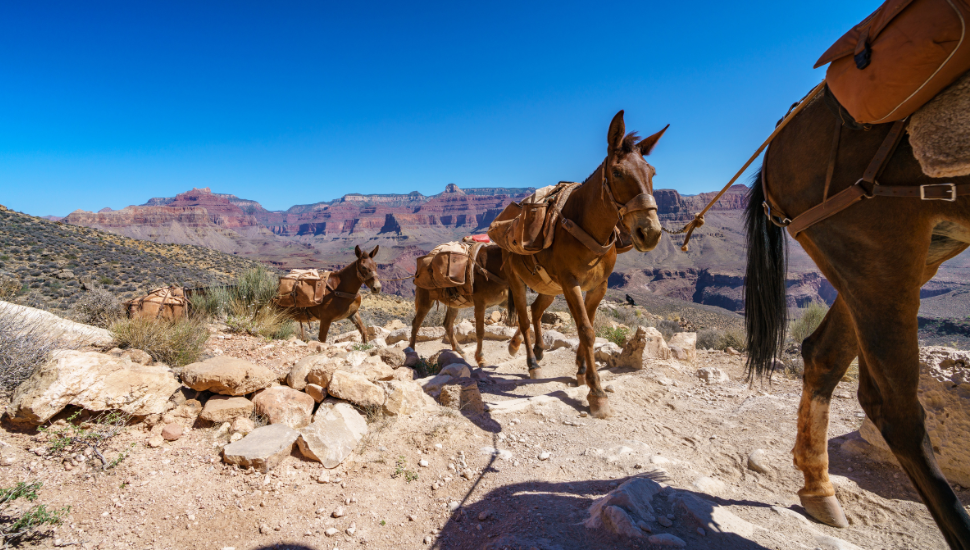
[474, 298, 486, 367]
[444, 307, 460, 351]
[853, 297, 970, 548]
[506, 267, 540, 377]
[529, 294, 554, 360]
[410, 288, 433, 350]
[318, 319, 333, 344]
[792, 296, 857, 528]
[351, 311, 369, 343]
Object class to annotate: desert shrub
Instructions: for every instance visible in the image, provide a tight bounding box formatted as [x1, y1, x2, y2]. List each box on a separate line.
[70, 289, 121, 328]
[0, 307, 76, 395]
[0, 481, 70, 547]
[110, 317, 209, 367]
[655, 319, 683, 342]
[789, 301, 829, 346]
[413, 357, 441, 378]
[235, 266, 278, 311]
[696, 327, 747, 351]
[40, 410, 133, 471]
[188, 286, 230, 319]
[597, 325, 629, 346]
[98, 276, 114, 286]
[225, 302, 294, 340]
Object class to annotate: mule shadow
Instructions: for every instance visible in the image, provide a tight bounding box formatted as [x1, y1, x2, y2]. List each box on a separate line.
[430, 468, 774, 550]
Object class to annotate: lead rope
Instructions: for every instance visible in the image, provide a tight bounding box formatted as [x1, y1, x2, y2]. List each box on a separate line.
[665, 80, 827, 251]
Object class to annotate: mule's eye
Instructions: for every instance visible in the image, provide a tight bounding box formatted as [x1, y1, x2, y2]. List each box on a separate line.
[612, 168, 622, 178]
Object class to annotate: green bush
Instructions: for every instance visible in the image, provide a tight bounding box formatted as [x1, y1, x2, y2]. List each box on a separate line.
[235, 266, 278, 311]
[110, 317, 209, 367]
[597, 325, 629, 346]
[789, 301, 829, 346]
[0, 481, 70, 546]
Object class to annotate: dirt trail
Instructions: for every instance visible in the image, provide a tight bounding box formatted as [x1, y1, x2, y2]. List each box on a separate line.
[0, 330, 957, 550]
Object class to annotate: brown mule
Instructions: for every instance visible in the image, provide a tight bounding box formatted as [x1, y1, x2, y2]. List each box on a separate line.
[503, 110, 666, 418]
[284, 245, 382, 343]
[746, 88, 970, 547]
[409, 243, 508, 366]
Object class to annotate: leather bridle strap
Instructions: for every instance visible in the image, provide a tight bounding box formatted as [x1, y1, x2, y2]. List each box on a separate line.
[784, 118, 911, 237]
[332, 290, 359, 300]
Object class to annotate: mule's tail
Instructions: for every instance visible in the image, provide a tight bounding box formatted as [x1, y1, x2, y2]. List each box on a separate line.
[744, 168, 788, 379]
[502, 253, 518, 328]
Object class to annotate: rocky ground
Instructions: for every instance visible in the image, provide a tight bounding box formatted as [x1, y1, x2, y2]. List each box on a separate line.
[0, 313, 962, 550]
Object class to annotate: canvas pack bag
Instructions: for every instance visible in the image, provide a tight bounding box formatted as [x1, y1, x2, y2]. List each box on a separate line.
[816, 0, 970, 124]
[124, 287, 187, 321]
[487, 182, 578, 255]
[414, 242, 470, 290]
[275, 269, 330, 308]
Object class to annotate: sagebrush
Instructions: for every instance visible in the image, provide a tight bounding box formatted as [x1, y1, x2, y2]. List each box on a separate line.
[110, 317, 209, 366]
[0, 307, 76, 395]
[789, 301, 829, 347]
[70, 289, 121, 328]
[189, 268, 294, 340]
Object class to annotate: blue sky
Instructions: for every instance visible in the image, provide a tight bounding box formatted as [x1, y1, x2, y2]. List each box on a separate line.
[1, 1, 876, 216]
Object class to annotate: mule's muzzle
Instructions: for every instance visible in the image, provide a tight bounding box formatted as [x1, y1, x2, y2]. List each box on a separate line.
[368, 279, 382, 294]
[625, 211, 663, 252]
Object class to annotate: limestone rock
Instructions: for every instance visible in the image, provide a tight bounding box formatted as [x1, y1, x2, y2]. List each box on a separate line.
[8, 350, 180, 426]
[860, 347, 970, 486]
[0, 301, 114, 347]
[298, 404, 367, 468]
[430, 349, 465, 369]
[541, 330, 575, 351]
[672, 491, 755, 537]
[403, 347, 419, 367]
[642, 327, 671, 361]
[608, 326, 647, 369]
[747, 449, 770, 474]
[366, 325, 390, 340]
[593, 342, 622, 363]
[391, 368, 414, 381]
[438, 378, 485, 414]
[370, 347, 405, 368]
[306, 384, 327, 403]
[696, 367, 729, 384]
[439, 363, 471, 379]
[231, 416, 256, 435]
[314, 401, 368, 440]
[181, 357, 275, 396]
[382, 380, 428, 416]
[328, 371, 386, 409]
[386, 326, 445, 345]
[123, 349, 153, 365]
[349, 356, 395, 382]
[418, 374, 455, 396]
[286, 356, 321, 391]
[647, 534, 686, 547]
[383, 319, 406, 331]
[455, 321, 517, 344]
[668, 332, 697, 363]
[541, 311, 571, 326]
[169, 399, 202, 427]
[585, 477, 662, 538]
[199, 396, 254, 424]
[252, 386, 315, 428]
[334, 331, 361, 344]
[161, 423, 182, 441]
[222, 424, 299, 473]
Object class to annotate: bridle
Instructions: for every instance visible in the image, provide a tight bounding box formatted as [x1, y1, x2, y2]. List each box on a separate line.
[355, 258, 380, 291]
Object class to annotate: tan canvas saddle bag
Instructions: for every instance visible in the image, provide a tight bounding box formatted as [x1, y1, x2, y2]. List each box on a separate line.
[414, 242, 472, 291]
[275, 269, 332, 308]
[817, 0, 970, 124]
[487, 182, 578, 255]
[124, 287, 187, 321]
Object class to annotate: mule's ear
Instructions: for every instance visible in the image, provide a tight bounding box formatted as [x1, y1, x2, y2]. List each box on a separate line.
[607, 110, 625, 154]
[369, 245, 380, 258]
[638, 124, 669, 156]
[354, 245, 363, 258]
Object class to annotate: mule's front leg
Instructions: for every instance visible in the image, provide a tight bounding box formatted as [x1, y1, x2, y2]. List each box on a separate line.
[793, 297, 856, 528]
[562, 283, 610, 418]
[444, 307, 459, 351]
[529, 294, 554, 361]
[410, 288, 433, 350]
[507, 270, 540, 377]
[318, 319, 333, 344]
[474, 298, 486, 367]
[351, 312, 369, 343]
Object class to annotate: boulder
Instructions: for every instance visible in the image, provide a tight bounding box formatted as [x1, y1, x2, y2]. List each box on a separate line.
[8, 350, 180, 426]
[161, 423, 182, 441]
[344, 351, 369, 367]
[199, 396, 254, 423]
[252, 386, 315, 428]
[430, 349, 466, 369]
[403, 347, 419, 367]
[327, 371, 386, 409]
[302, 356, 348, 388]
[306, 384, 327, 403]
[314, 400, 368, 440]
[169, 399, 202, 427]
[181, 357, 276, 396]
[488, 310, 503, 324]
[370, 347, 405, 368]
[298, 405, 367, 468]
[860, 347, 970, 486]
[384, 319, 407, 331]
[418, 374, 455, 396]
[668, 332, 697, 363]
[608, 326, 647, 370]
[594, 342, 622, 364]
[392, 368, 414, 382]
[642, 327, 671, 361]
[696, 367, 729, 384]
[541, 330, 575, 351]
[672, 491, 756, 537]
[0, 301, 114, 347]
[231, 416, 256, 435]
[382, 380, 428, 416]
[286, 355, 320, 391]
[585, 477, 662, 538]
[438, 378, 485, 415]
[439, 362, 471, 379]
[454, 321, 517, 344]
[222, 424, 299, 473]
[541, 311, 571, 326]
[366, 326, 390, 340]
[386, 326, 445, 345]
[349, 356, 395, 382]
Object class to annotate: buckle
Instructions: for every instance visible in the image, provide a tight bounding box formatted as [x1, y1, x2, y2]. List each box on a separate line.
[920, 183, 957, 201]
[761, 201, 791, 228]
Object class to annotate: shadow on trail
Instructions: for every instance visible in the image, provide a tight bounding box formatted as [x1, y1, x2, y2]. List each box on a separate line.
[431, 467, 775, 550]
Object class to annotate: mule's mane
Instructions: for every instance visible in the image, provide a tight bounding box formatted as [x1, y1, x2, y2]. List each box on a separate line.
[581, 131, 643, 184]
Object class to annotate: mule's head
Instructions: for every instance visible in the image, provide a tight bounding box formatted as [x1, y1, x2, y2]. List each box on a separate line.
[354, 245, 381, 293]
[606, 110, 667, 252]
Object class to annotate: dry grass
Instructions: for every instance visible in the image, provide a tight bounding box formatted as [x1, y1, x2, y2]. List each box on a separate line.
[110, 317, 209, 367]
[70, 289, 121, 328]
[0, 307, 77, 395]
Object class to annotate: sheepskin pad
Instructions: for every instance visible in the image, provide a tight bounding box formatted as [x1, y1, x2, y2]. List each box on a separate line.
[909, 71, 970, 178]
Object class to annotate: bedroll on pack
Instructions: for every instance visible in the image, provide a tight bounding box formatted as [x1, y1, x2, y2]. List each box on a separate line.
[275, 269, 330, 308]
[487, 182, 577, 256]
[124, 287, 187, 321]
[816, 0, 970, 124]
[414, 242, 470, 291]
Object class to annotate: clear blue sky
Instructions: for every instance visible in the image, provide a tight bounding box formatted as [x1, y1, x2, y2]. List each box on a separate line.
[1, 1, 876, 217]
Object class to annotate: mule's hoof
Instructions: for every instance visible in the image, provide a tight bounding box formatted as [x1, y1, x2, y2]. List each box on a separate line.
[576, 373, 587, 386]
[587, 394, 612, 418]
[534, 346, 544, 361]
[800, 495, 848, 528]
[508, 342, 520, 356]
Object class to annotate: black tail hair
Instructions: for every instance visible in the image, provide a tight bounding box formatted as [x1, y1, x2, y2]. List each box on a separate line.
[744, 168, 788, 379]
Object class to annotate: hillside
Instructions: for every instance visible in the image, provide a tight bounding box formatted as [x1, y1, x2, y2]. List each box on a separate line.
[0, 205, 266, 315]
